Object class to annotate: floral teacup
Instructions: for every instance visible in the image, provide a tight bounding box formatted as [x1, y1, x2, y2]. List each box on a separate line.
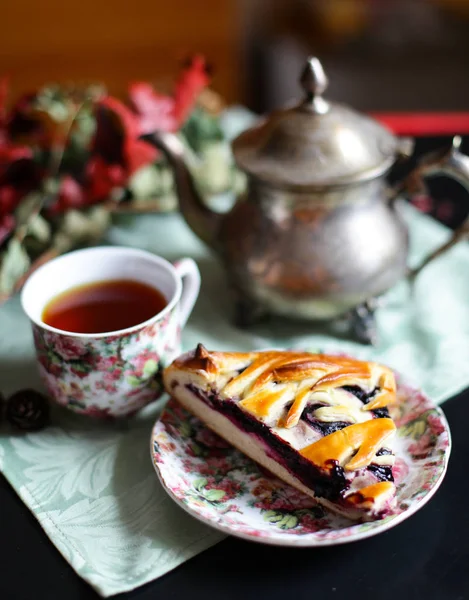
[21, 246, 200, 418]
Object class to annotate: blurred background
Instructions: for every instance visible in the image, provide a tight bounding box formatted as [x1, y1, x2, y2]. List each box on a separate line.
[0, 0, 469, 302]
[2, 0, 469, 113]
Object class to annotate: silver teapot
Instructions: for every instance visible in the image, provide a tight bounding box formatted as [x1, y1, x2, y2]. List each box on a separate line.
[146, 57, 469, 343]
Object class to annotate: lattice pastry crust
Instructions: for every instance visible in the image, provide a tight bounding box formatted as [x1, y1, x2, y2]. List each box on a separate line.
[163, 345, 398, 521]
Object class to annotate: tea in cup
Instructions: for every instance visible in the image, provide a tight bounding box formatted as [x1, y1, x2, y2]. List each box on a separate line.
[21, 246, 200, 418]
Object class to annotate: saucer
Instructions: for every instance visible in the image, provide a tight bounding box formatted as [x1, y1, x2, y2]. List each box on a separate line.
[150, 378, 451, 546]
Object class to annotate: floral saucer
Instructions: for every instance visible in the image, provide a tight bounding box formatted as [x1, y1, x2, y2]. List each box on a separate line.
[150, 379, 451, 546]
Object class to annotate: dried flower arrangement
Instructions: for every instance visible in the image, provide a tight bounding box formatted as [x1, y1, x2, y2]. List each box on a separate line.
[0, 56, 241, 301]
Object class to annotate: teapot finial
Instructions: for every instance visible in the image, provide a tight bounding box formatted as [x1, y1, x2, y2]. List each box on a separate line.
[300, 57, 329, 113]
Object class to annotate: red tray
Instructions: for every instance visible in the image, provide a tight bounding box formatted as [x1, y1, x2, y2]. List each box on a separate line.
[370, 112, 469, 136]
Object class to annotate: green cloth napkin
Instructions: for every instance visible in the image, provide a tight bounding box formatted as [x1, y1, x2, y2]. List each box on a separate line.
[0, 201, 468, 596]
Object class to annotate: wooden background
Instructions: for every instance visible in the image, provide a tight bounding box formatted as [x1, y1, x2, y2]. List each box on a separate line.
[3, 1, 467, 114]
[0, 0, 241, 103]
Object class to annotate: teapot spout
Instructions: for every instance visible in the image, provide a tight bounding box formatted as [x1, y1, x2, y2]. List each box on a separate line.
[143, 131, 222, 250]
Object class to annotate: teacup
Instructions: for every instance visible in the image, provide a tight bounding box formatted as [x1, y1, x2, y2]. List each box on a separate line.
[21, 246, 200, 418]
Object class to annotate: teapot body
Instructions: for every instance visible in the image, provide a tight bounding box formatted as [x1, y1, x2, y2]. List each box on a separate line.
[220, 177, 408, 321]
[144, 57, 469, 342]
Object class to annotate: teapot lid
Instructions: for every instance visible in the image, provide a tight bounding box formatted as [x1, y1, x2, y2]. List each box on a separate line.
[232, 57, 398, 189]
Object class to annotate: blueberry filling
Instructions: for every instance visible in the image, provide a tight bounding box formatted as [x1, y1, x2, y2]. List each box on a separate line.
[300, 404, 351, 436]
[367, 464, 394, 482]
[185, 382, 395, 498]
[186, 384, 347, 500]
[376, 448, 392, 456]
[341, 386, 389, 420]
[342, 385, 376, 403]
[299, 401, 394, 482]
[372, 407, 390, 419]
[188, 385, 217, 409]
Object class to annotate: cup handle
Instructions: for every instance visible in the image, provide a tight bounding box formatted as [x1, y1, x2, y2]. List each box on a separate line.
[173, 258, 201, 326]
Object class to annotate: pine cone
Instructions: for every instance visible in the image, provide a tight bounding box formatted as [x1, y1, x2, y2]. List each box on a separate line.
[6, 389, 50, 431]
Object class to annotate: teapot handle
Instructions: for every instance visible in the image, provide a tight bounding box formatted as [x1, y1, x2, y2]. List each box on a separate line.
[398, 136, 469, 280]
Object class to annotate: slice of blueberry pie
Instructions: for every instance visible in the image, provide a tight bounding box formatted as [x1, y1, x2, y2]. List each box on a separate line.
[163, 345, 398, 521]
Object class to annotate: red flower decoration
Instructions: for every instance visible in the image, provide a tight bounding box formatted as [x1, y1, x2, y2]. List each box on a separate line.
[0, 212, 14, 246]
[173, 55, 210, 125]
[7, 92, 49, 147]
[129, 55, 211, 137]
[0, 154, 40, 220]
[46, 175, 85, 215]
[85, 157, 126, 204]
[0, 143, 32, 170]
[93, 96, 157, 176]
[129, 83, 178, 135]
[0, 56, 211, 228]
[0, 79, 41, 222]
[0, 185, 21, 216]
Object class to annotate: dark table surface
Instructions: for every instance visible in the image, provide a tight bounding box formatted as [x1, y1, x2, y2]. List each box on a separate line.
[0, 388, 466, 600]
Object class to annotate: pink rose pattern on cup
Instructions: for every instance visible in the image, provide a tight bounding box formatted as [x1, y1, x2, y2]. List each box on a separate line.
[152, 373, 451, 543]
[33, 310, 179, 417]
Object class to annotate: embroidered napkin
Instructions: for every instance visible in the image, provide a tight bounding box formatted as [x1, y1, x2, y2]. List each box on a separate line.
[1, 118, 469, 596]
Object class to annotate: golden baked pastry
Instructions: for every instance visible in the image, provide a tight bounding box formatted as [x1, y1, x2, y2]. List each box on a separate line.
[163, 345, 397, 521]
